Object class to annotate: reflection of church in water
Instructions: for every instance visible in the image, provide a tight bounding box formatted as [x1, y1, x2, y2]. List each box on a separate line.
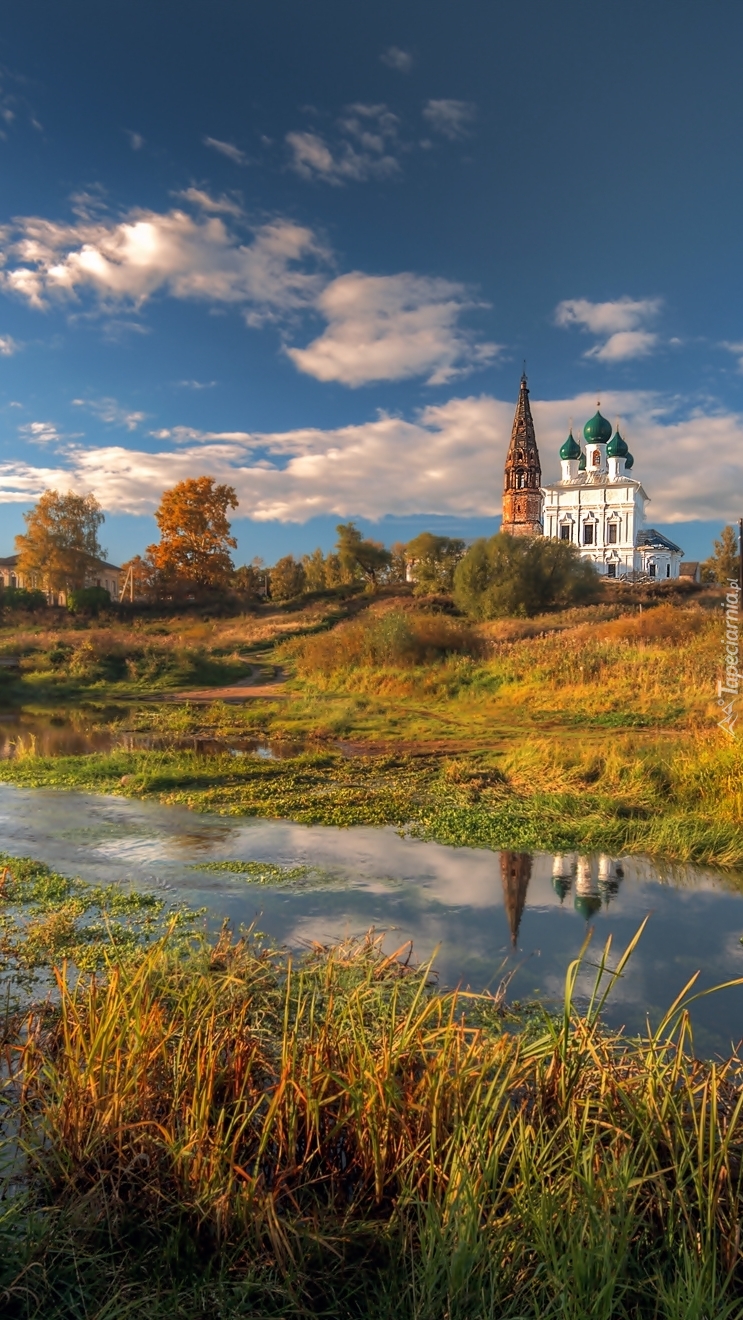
[500, 851, 625, 946]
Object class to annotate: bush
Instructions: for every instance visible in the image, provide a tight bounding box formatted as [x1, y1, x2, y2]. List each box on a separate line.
[293, 608, 483, 675]
[67, 585, 112, 615]
[453, 533, 598, 619]
[0, 585, 48, 611]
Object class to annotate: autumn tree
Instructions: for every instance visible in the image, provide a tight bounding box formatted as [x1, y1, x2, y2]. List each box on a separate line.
[118, 554, 156, 601]
[147, 477, 238, 594]
[302, 547, 328, 592]
[15, 490, 105, 597]
[702, 525, 741, 585]
[269, 555, 306, 600]
[233, 560, 266, 600]
[336, 522, 392, 587]
[453, 533, 597, 619]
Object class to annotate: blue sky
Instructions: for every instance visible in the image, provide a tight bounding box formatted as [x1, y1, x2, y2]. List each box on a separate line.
[1, 0, 742, 566]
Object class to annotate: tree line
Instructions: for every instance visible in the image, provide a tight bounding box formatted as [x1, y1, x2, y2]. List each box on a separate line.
[8, 475, 734, 618]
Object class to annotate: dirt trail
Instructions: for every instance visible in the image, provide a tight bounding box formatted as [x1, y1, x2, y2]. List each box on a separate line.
[162, 665, 289, 704]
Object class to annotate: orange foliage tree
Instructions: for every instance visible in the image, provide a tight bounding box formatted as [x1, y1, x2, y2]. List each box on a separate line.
[15, 490, 105, 596]
[147, 477, 239, 594]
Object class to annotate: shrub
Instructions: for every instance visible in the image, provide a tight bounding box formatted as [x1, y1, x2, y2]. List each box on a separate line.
[0, 584, 48, 611]
[293, 608, 483, 675]
[454, 533, 598, 619]
[66, 585, 112, 615]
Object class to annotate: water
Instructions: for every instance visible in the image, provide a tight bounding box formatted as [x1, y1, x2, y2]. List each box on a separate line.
[1, 782, 742, 1055]
[0, 711, 305, 760]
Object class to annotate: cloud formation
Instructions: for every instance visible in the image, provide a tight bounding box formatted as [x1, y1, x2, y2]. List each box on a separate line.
[422, 99, 476, 140]
[555, 297, 662, 362]
[287, 272, 499, 385]
[0, 207, 328, 320]
[3, 390, 740, 526]
[380, 47, 413, 72]
[286, 104, 401, 184]
[0, 334, 18, 355]
[72, 397, 147, 430]
[202, 136, 249, 166]
[19, 421, 62, 446]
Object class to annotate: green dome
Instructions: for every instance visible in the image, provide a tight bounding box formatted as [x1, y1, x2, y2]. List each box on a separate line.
[606, 428, 629, 458]
[578, 451, 586, 471]
[559, 429, 581, 461]
[583, 408, 613, 445]
[624, 451, 634, 470]
[574, 895, 601, 920]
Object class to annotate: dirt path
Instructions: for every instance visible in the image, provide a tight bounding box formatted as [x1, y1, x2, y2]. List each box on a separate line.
[162, 665, 289, 704]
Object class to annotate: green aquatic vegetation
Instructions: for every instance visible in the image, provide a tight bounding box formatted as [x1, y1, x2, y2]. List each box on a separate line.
[191, 858, 350, 888]
[0, 852, 201, 992]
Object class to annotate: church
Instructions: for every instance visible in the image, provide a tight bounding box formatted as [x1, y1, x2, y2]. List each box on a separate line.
[501, 374, 684, 579]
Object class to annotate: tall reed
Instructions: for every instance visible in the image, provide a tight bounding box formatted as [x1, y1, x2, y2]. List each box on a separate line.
[4, 927, 743, 1317]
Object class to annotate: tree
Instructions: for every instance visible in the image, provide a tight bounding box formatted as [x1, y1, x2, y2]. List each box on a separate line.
[147, 477, 238, 594]
[269, 555, 306, 600]
[233, 561, 266, 600]
[302, 548, 328, 593]
[702, 525, 740, 585]
[404, 533, 466, 595]
[453, 533, 597, 619]
[119, 553, 157, 601]
[336, 522, 392, 587]
[15, 490, 105, 597]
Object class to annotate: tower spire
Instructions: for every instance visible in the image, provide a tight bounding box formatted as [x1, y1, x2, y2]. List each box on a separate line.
[501, 375, 543, 536]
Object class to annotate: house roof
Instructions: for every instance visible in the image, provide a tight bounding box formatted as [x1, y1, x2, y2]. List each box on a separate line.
[637, 528, 683, 554]
[0, 554, 120, 572]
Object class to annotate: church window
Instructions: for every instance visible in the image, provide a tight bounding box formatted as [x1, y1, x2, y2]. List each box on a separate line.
[666, 564, 670, 578]
[592, 449, 600, 467]
[583, 523, 594, 545]
[607, 523, 618, 544]
[607, 563, 617, 578]
[649, 562, 656, 578]
[560, 523, 571, 541]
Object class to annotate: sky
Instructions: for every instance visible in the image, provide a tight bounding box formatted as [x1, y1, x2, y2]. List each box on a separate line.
[1, 0, 742, 566]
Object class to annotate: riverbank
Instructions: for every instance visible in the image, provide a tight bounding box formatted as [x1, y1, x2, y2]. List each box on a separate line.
[2, 923, 742, 1319]
[1, 591, 739, 866]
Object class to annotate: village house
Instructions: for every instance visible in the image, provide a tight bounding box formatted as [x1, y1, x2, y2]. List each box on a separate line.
[0, 553, 122, 603]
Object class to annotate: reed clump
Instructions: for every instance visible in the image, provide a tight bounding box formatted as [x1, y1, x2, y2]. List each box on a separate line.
[3, 927, 743, 1318]
[290, 608, 484, 677]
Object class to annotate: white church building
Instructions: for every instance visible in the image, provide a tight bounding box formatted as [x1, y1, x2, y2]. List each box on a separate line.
[502, 380, 684, 579]
[542, 407, 683, 580]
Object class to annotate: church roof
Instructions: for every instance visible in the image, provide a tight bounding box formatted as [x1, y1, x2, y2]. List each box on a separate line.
[583, 407, 613, 445]
[505, 374, 541, 478]
[637, 528, 683, 553]
[559, 429, 581, 460]
[606, 428, 629, 458]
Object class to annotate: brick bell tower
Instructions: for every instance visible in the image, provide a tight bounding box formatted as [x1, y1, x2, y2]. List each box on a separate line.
[501, 372, 543, 536]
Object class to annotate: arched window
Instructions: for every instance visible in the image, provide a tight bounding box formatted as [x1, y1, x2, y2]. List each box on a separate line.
[592, 449, 601, 467]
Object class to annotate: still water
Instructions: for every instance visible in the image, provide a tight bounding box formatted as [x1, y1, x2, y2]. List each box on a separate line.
[1, 783, 742, 1056]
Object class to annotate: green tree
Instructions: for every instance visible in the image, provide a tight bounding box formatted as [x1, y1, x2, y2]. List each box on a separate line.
[453, 533, 597, 620]
[269, 555, 306, 600]
[702, 525, 740, 585]
[15, 490, 106, 598]
[302, 548, 328, 592]
[233, 561, 265, 600]
[336, 522, 392, 588]
[405, 532, 466, 595]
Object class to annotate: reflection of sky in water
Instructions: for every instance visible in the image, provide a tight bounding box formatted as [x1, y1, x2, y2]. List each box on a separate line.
[1, 784, 742, 1055]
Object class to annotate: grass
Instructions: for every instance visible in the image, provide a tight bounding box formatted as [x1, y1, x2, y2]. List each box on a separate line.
[2, 922, 743, 1318]
[1, 591, 740, 866]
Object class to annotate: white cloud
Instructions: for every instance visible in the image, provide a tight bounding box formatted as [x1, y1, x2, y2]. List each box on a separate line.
[2, 389, 740, 526]
[555, 297, 662, 362]
[202, 136, 249, 166]
[125, 130, 144, 150]
[380, 46, 412, 72]
[175, 187, 244, 216]
[72, 397, 147, 430]
[721, 341, 743, 373]
[287, 272, 499, 386]
[286, 104, 401, 184]
[174, 379, 217, 390]
[0, 334, 18, 355]
[19, 421, 62, 446]
[422, 99, 475, 140]
[0, 207, 329, 320]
